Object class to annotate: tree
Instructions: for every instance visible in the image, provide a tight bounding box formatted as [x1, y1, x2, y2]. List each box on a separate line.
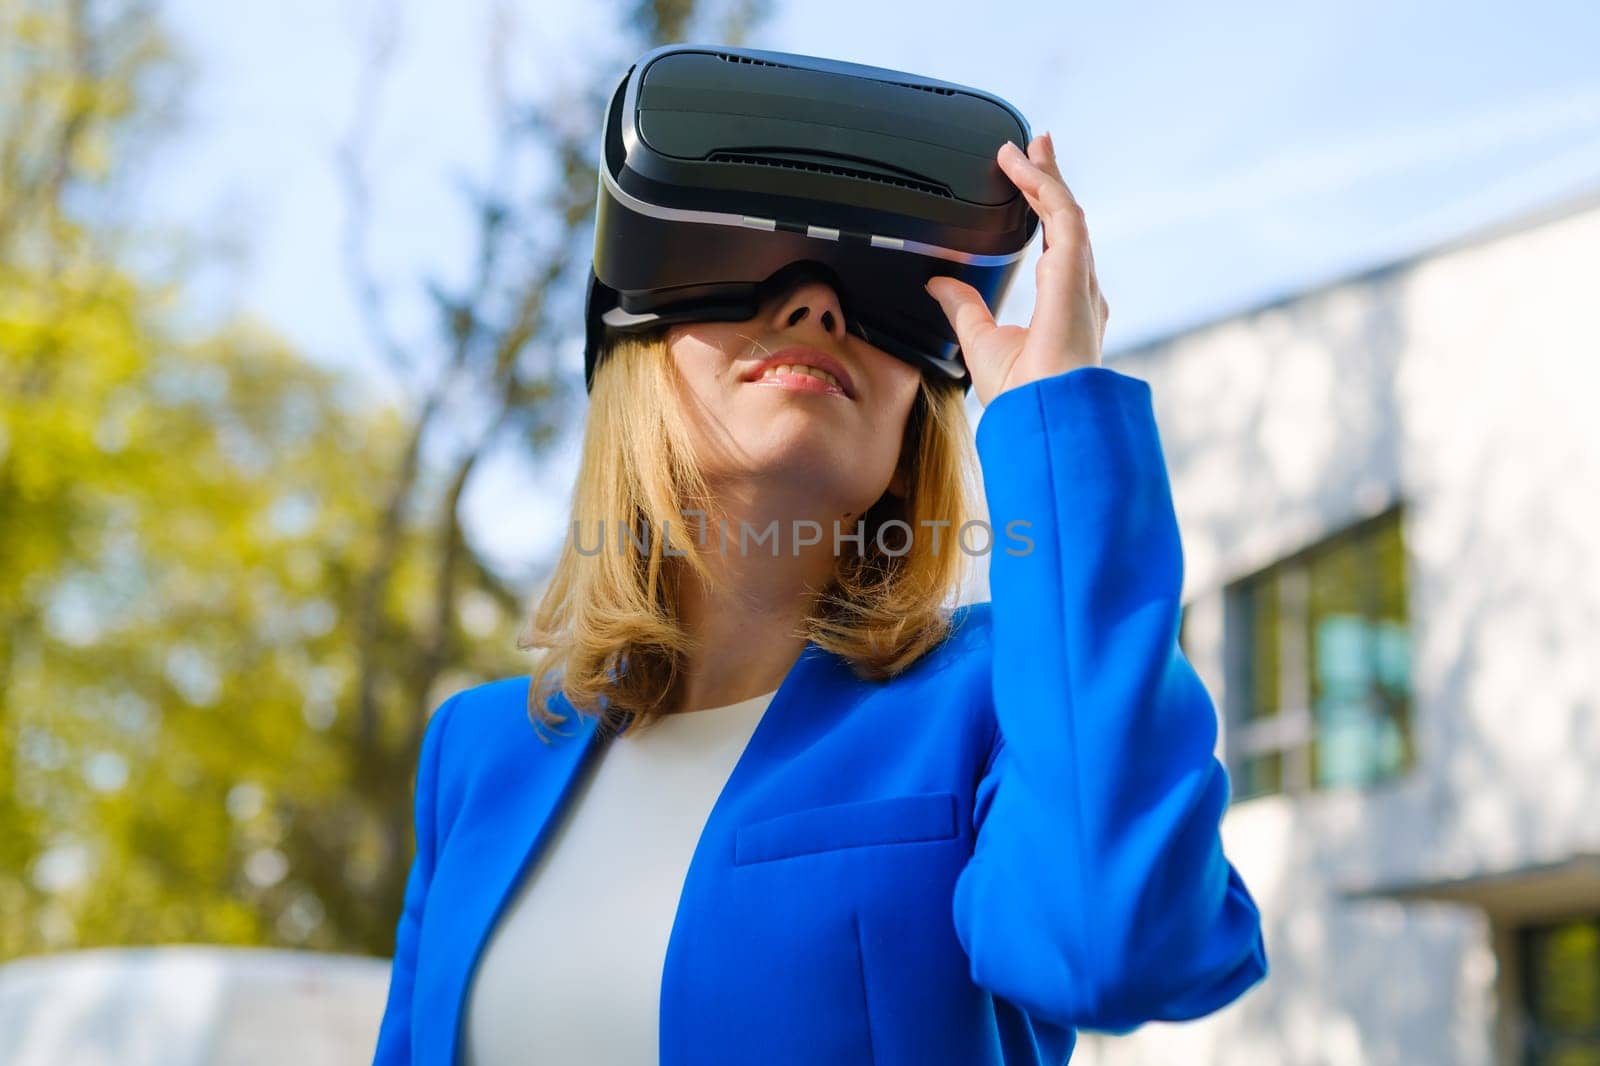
[1, 0, 772, 959]
[325, 0, 772, 955]
[0, 0, 442, 955]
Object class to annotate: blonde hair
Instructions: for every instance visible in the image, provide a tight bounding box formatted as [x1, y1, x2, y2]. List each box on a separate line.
[517, 326, 980, 741]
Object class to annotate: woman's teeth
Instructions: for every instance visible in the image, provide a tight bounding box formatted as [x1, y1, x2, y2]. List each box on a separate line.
[760, 364, 843, 390]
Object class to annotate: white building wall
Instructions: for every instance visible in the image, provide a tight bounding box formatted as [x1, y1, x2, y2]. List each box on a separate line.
[0, 946, 389, 1066]
[1069, 189, 1600, 1066]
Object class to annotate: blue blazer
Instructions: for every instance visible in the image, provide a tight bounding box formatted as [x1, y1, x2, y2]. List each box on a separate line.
[372, 366, 1268, 1065]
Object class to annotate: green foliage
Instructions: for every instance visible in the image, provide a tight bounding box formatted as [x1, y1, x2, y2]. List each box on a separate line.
[2, 0, 772, 964]
[0, 241, 528, 956]
[0, 0, 529, 960]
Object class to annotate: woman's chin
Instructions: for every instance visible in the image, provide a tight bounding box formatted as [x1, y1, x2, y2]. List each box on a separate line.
[739, 446, 858, 489]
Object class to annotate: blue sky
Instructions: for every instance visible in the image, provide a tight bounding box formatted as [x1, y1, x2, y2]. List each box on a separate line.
[142, 0, 1600, 583]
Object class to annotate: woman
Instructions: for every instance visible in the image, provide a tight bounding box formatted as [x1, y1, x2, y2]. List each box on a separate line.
[373, 133, 1268, 1066]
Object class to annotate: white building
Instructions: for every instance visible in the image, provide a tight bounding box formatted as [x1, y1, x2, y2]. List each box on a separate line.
[1067, 183, 1600, 1065]
[0, 945, 389, 1066]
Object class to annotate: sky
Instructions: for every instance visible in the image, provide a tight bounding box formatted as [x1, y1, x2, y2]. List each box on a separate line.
[139, 0, 1600, 586]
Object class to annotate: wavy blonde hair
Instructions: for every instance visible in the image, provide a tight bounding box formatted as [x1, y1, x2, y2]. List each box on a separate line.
[517, 325, 980, 741]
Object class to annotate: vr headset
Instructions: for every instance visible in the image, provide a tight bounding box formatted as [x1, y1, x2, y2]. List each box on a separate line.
[583, 44, 1040, 395]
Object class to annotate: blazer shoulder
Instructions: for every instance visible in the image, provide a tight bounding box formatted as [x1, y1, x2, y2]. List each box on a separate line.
[949, 599, 994, 641]
[427, 675, 596, 830]
[432, 674, 591, 772]
[445, 674, 533, 723]
[883, 599, 998, 758]
[894, 600, 996, 698]
[939, 599, 995, 665]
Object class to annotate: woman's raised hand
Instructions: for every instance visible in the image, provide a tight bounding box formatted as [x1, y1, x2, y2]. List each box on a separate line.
[924, 132, 1109, 408]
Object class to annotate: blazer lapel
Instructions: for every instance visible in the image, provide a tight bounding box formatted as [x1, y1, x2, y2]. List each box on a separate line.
[425, 641, 850, 1065]
[419, 688, 607, 1066]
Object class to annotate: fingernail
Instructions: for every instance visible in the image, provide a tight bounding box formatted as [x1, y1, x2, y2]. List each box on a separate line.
[1043, 130, 1054, 152]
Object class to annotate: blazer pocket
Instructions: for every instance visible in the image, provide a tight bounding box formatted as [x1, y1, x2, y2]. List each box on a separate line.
[734, 791, 960, 866]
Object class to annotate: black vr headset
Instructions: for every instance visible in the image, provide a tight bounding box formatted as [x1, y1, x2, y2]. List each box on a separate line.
[583, 44, 1040, 395]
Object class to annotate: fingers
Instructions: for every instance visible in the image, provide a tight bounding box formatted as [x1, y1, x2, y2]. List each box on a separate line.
[1003, 134, 1097, 273]
[1001, 137, 1084, 247]
[1035, 134, 1100, 285]
[1029, 132, 1081, 215]
[1032, 135, 1099, 276]
[1000, 133, 1110, 353]
[924, 276, 995, 351]
[997, 138, 1079, 357]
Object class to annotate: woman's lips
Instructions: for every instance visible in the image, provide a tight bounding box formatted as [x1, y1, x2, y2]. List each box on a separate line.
[741, 346, 857, 398]
[747, 368, 850, 398]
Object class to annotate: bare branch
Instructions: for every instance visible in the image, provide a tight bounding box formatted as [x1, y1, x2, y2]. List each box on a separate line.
[336, 2, 417, 389]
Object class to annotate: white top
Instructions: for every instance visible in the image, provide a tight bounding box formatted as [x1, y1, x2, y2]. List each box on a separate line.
[461, 687, 779, 1066]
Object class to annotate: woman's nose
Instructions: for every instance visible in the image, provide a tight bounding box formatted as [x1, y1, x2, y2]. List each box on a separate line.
[770, 280, 849, 343]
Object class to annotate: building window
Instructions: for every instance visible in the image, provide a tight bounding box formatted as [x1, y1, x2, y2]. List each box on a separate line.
[1223, 504, 1414, 800]
[1518, 915, 1600, 1065]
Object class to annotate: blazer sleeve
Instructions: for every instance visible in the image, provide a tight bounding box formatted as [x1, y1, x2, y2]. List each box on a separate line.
[951, 365, 1268, 1033]
[372, 690, 461, 1065]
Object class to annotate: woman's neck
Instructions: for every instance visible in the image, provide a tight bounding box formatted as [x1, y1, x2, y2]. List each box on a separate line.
[669, 507, 846, 715]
